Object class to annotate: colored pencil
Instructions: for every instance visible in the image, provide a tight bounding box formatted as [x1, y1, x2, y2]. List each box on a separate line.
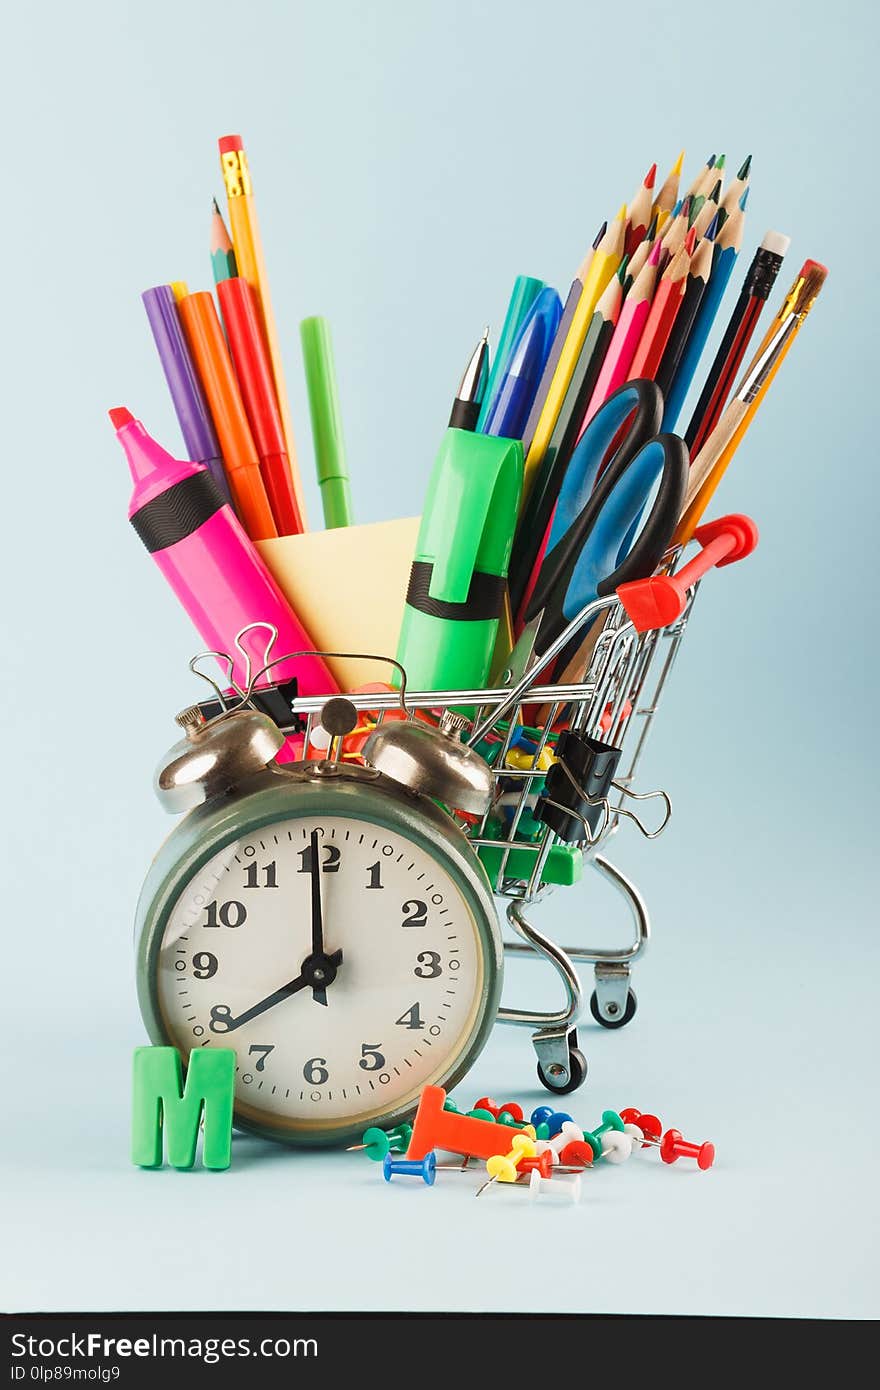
[508, 267, 625, 613]
[178, 289, 277, 540]
[655, 230, 715, 427]
[721, 154, 752, 219]
[476, 275, 545, 430]
[583, 238, 662, 427]
[624, 163, 657, 259]
[685, 228, 790, 454]
[210, 199, 237, 285]
[691, 177, 722, 237]
[662, 208, 739, 432]
[660, 195, 693, 262]
[675, 260, 827, 545]
[519, 206, 626, 510]
[218, 134, 306, 529]
[684, 154, 715, 200]
[625, 213, 658, 282]
[696, 152, 724, 199]
[654, 151, 684, 223]
[217, 275, 304, 536]
[628, 231, 694, 382]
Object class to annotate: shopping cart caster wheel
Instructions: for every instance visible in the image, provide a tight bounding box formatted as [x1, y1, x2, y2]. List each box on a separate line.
[589, 987, 637, 1029]
[536, 1047, 587, 1096]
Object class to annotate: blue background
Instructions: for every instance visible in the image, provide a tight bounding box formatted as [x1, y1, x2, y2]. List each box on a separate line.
[2, 0, 877, 1318]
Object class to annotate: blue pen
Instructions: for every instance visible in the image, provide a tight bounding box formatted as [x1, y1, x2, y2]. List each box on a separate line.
[476, 275, 545, 430]
[483, 287, 562, 440]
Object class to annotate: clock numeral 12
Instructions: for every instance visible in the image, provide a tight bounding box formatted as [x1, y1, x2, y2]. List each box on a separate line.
[243, 860, 277, 888]
[297, 843, 341, 874]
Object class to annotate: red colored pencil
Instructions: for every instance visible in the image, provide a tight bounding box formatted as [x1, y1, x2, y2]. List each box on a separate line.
[627, 228, 695, 382]
[624, 162, 657, 259]
[217, 276, 305, 536]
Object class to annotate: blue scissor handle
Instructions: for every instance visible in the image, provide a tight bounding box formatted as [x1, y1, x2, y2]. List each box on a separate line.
[546, 379, 663, 553]
[526, 385, 687, 650]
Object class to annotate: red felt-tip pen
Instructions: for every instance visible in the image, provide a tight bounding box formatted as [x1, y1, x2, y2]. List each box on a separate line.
[216, 275, 304, 536]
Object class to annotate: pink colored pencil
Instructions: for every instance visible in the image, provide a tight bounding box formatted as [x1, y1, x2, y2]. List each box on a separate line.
[577, 239, 663, 440]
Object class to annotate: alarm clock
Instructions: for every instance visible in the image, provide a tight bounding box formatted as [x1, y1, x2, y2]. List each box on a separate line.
[135, 697, 503, 1147]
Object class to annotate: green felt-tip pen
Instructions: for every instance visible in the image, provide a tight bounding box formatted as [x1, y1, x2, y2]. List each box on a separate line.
[300, 316, 353, 528]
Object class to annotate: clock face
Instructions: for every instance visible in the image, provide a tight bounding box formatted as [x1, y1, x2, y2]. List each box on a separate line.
[155, 811, 486, 1136]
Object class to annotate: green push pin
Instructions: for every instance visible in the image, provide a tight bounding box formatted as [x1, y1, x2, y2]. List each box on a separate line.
[582, 1109, 624, 1159]
[443, 1098, 459, 1113]
[466, 1108, 496, 1122]
[346, 1123, 413, 1161]
[534, 1123, 550, 1141]
[497, 1111, 526, 1129]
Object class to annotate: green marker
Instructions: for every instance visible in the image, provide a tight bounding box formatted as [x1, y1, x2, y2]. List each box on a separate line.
[396, 428, 522, 697]
[300, 316, 353, 528]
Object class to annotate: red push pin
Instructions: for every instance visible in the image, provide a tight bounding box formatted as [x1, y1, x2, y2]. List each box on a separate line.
[559, 1139, 594, 1169]
[473, 1096, 501, 1118]
[659, 1128, 715, 1170]
[619, 1107, 662, 1146]
[497, 1100, 524, 1123]
[517, 1151, 554, 1179]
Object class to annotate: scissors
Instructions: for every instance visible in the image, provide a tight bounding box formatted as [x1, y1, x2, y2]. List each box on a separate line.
[502, 379, 688, 682]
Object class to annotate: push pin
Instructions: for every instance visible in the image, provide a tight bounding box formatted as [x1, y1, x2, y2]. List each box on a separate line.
[476, 1134, 536, 1196]
[549, 1120, 585, 1155]
[473, 1097, 500, 1118]
[466, 1108, 497, 1122]
[659, 1129, 715, 1170]
[527, 1171, 581, 1204]
[619, 1108, 662, 1145]
[581, 1109, 624, 1157]
[546, 1111, 574, 1137]
[559, 1138, 594, 1169]
[517, 1151, 554, 1179]
[530, 1106, 555, 1128]
[599, 1131, 634, 1164]
[443, 1098, 460, 1113]
[497, 1111, 526, 1129]
[496, 1101, 524, 1123]
[346, 1123, 413, 1160]
[383, 1152, 437, 1185]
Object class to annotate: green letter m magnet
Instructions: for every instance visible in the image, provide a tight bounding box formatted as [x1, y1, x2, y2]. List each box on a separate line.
[132, 1046, 235, 1170]
[396, 429, 523, 693]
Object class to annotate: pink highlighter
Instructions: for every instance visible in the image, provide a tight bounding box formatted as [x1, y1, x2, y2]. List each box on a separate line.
[111, 408, 337, 726]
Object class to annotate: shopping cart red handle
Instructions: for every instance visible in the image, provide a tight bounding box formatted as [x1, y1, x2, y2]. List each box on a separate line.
[615, 513, 759, 633]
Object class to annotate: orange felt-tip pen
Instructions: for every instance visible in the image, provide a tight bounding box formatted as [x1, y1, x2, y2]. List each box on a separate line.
[217, 275, 304, 536]
[178, 290, 277, 541]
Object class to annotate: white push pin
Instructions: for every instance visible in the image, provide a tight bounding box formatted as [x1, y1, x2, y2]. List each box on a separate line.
[529, 1170, 581, 1203]
[623, 1123, 652, 1151]
[549, 1121, 584, 1157]
[308, 725, 331, 752]
[600, 1131, 634, 1164]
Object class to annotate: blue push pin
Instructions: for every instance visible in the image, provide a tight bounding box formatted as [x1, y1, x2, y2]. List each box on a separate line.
[530, 1105, 555, 1128]
[546, 1111, 574, 1137]
[382, 1151, 437, 1185]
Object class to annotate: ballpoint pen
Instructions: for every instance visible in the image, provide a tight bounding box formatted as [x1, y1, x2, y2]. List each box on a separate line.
[449, 327, 490, 430]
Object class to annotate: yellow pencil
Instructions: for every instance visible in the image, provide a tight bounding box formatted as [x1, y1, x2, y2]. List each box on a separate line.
[519, 204, 626, 509]
[218, 134, 307, 530]
[673, 259, 827, 545]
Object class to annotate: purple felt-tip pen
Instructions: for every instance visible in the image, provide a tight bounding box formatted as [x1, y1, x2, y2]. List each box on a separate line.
[142, 284, 232, 505]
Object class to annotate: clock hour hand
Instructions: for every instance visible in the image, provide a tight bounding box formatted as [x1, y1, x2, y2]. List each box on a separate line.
[217, 971, 310, 1032]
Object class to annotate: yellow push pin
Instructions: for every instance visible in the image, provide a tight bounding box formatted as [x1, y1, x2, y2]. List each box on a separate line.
[475, 1133, 536, 1196]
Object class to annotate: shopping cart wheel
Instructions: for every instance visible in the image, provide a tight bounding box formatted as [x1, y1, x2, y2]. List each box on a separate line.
[536, 1045, 588, 1096]
[589, 987, 637, 1029]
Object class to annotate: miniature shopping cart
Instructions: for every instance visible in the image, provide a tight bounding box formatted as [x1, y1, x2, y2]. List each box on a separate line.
[264, 513, 757, 1096]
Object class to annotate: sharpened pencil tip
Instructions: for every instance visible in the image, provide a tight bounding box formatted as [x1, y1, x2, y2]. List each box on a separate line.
[212, 196, 221, 214]
[705, 211, 720, 241]
[646, 212, 658, 241]
[738, 154, 752, 180]
[709, 178, 722, 203]
[648, 238, 662, 265]
[739, 186, 750, 211]
[593, 220, 608, 249]
[616, 203, 627, 222]
[617, 255, 629, 282]
[644, 162, 657, 188]
[673, 150, 685, 175]
[706, 154, 716, 169]
[684, 226, 697, 254]
[715, 153, 726, 171]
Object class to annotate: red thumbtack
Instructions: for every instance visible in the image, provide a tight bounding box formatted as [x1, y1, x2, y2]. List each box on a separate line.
[559, 1139, 594, 1168]
[619, 1107, 662, 1145]
[518, 1151, 554, 1179]
[659, 1128, 715, 1170]
[496, 1100, 524, 1123]
[473, 1096, 501, 1118]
